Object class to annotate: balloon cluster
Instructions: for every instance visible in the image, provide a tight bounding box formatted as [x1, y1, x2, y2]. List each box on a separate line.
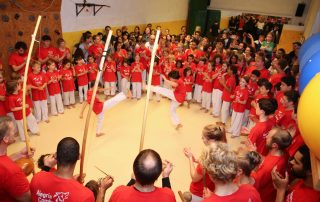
[297, 32, 320, 159]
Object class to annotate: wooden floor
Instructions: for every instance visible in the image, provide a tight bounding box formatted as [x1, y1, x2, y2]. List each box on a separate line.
[8, 94, 245, 200]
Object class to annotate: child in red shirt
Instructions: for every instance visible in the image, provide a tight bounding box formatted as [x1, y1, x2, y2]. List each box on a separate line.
[120, 59, 131, 94]
[131, 55, 143, 100]
[87, 55, 98, 86]
[150, 59, 161, 102]
[212, 62, 228, 117]
[7, 80, 39, 140]
[193, 57, 205, 103]
[74, 57, 89, 103]
[46, 60, 64, 115]
[60, 59, 75, 108]
[274, 90, 298, 129]
[103, 55, 117, 97]
[183, 67, 194, 108]
[201, 63, 214, 113]
[28, 61, 49, 123]
[219, 65, 237, 124]
[229, 77, 249, 137]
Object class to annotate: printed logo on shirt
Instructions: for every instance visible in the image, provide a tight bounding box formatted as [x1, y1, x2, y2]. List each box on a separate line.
[36, 190, 70, 202]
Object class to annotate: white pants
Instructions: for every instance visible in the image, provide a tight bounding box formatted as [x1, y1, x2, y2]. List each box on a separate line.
[79, 85, 88, 103]
[151, 86, 181, 125]
[132, 82, 142, 99]
[33, 100, 48, 122]
[229, 111, 244, 137]
[142, 69, 147, 84]
[96, 92, 127, 134]
[117, 72, 122, 92]
[104, 82, 116, 96]
[201, 92, 212, 109]
[242, 109, 250, 126]
[186, 92, 192, 101]
[16, 114, 39, 141]
[191, 194, 203, 202]
[7, 112, 18, 134]
[121, 78, 130, 94]
[220, 101, 231, 124]
[150, 92, 161, 101]
[193, 84, 202, 103]
[212, 89, 223, 116]
[63, 91, 75, 105]
[50, 94, 64, 115]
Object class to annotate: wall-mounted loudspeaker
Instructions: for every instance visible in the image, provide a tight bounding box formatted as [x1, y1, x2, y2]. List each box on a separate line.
[295, 3, 305, 17]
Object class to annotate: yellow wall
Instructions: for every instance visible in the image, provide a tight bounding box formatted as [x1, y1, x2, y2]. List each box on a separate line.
[63, 20, 186, 51]
[220, 17, 230, 30]
[304, 0, 320, 38]
[278, 29, 304, 52]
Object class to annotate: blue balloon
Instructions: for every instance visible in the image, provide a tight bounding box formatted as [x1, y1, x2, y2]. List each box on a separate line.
[299, 50, 320, 93]
[299, 33, 320, 71]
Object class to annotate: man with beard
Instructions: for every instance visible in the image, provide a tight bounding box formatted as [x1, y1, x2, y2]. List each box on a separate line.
[272, 145, 320, 202]
[252, 127, 292, 202]
[9, 41, 28, 76]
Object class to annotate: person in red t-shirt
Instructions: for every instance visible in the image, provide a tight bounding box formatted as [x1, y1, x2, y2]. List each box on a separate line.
[6, 80, 39, 140]
[74, 57, 89, 103]
[248, 98, 277, 156]
[37, 153, 57, 172]
[28, 61, 49, 123]
[60, 59, 75, 108]
[30, 137, 95, 201]
[150, 59, 162, 102]
[236, 150, 261, 186]
[212, 62, 228, 117]
[88, 35, 104, 63]
[252, 127, 292, 202]
[36, 35, 59, 66]
[135, 40, 151, 84]
[87, 55, 98, 86]
[109, 149, 176, 202]
[151, 70, 186, 130]
[46, 60, 64, 116]
[229, 77, 249, 137]
[9, 41, 29, 76]
[274, 91, 298, 130]
[272, 145, 320, 202]
[0, 116, 36, 201]
[219, 65, 238, 125]
[114, 42, 128, 92]
[131, 55, 144, 100]
[56, 38, 71, 69]
[269, 58, 287, 89]
[201, 63, 215, 113]
[276, 76, 296, 111]
[202, 142, 262, 202]
[79, 84, 131, 136]
[103, 55, 117, 97]
[193, 57, 205, 103]
[183, 67, 194, 108]
[0, 71, 6, 116]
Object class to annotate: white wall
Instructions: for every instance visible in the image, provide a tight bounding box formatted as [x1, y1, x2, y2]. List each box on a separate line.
[209, 0, 310, 25]
[61, 0, 188, 32]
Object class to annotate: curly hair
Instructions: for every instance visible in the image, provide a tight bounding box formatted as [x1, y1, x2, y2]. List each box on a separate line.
[202, 124, 227, 142]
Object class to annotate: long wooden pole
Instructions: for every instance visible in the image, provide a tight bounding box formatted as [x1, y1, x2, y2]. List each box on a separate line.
[79, 31, 113, 180]
[22, 16, 42, 157]
[139, 30, 161, 152]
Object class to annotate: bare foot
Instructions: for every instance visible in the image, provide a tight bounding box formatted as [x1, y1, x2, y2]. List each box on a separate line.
[200, 107, 205, 110]
[45, 120, 50, 123]
[205, 109, 209, 113]
[53, 114, 58, 116]
[96, 133, 105, 137]
[126, 90, 132, 99]
[59, 112, 64, 114]
[216, 122, 225, 126]
[175, 124, 183, 130]
[71, 105, 76, 108]
[231, 135, 239, 138]
[32, 132, 40, 136]
[67, 106, 71, 109]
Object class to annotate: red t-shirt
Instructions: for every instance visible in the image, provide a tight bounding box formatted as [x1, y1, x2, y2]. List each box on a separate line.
[175, 52, 186, 61]
[151, 65, 161, 86]
[30, 171, 94, 202]
[249, 94, 270, 117]
[109, 185, 176, 202]
[135, 47, 151, 66]
[59, 69, 75, 92]
[274, 109, 294, 129]
[244, 65, 256, 76]
[0, 155, 30, 201]
[56, 47, 71, 60]
[285, 179, 320, 202]
[202, 184, 262, 202]
[276, 91, 285, 111]
[36, 46, 58, 61]
[183, 75, 194, 93]
[113, 49, 127, 67]
[103, 61, 117, 82]
[0, 82, 6, 116]
[202, 71, 214, 93]
[46, 70, 61, 95]
[184, 62, 197, 73]
[248, 119, 275, 156]
[88, 43, 104, 59]
[130, 62, 143, 82]
[246, 81, 259, 110]
[86, 89, 103, 114]
[28, 72, 47, 101]
[213, 67, 226, 90]
[221, 75, 236, 102]
[9, 51, 28, 75]
[120, 65, 131, 79]
[184, 49, 203, 60]
[87, 63, 98, 82]
[252, 154, 289, 202]
[269, 72, 285, 87]
[75, 64, 89, 86]
[174, 79, 186, 103]
[232, 86, 249, 113]
[8, 92, 31, 120]
[189, 164, 215, 197]
[286, 122, 305, 157]
[258, 68, 270, 79]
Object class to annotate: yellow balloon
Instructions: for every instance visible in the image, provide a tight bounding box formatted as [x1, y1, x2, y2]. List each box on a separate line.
[298, 73, 320, 159]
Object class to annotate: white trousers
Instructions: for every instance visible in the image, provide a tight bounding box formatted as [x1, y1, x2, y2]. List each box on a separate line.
[142, 69, 147, 83]
[121, 78, 130, 94]
[132, 82, 142, 99]
[63, 91, 75, 105]
[220, 101, 231, 124]
[229, 111, 244, 137]
[16, 114, 39, 141]
[212, 89, 223, 116]
[33, 100, 48, 122]
[191, 194, 203, 202]
[117, 72, 122, 92]
[104, 82, 116, 96]
[50, 94, 64, 115]
[7, 112, 18, 134]
[79, 85, 88, 102]
[242, 109, 250, 126]
[151, 86, 181, 125]
[186, 92, 192, 101]
[193, 84, 202, 103]
[201, 92, 212, 109]
[96, 92, 127, 134]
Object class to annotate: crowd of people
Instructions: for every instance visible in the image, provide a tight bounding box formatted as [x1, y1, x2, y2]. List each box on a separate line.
[0, 20, 319, 202]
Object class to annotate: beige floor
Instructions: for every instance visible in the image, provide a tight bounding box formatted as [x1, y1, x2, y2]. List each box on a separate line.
[8, 95, 245, 200]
